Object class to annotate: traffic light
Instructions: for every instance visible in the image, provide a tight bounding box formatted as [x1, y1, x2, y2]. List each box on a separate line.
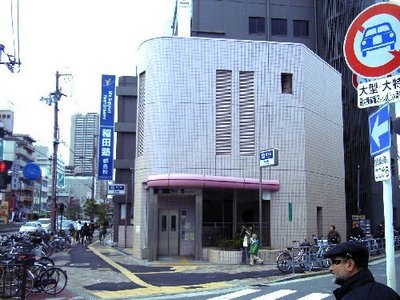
[0, 160, 12, 189]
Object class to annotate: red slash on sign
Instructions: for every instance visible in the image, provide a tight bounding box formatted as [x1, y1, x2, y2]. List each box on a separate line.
[344, 3, 400, 78]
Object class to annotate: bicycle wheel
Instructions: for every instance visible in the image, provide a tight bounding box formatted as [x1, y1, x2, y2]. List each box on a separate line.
[24, 270, 35, 296]
[28, 264, 47, 293]
[1, 268, 19, 298]
[40, 267, 67, 295]
[276, 252, 292, 272]
[37, 257, 55, 267]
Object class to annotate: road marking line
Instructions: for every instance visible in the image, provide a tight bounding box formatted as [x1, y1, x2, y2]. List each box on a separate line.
[88, 245, 154, 288]
[252, 289, 296, 300]
[297, 293, 331, 300]
[207, 288, 260, 299]
[92, 282, 231, 299]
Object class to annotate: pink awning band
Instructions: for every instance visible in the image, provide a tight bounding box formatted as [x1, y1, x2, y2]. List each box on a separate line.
[146, 174, 280, 191]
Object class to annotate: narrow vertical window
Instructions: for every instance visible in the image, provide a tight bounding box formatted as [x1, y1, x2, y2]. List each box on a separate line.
[137, 72, 146, 157]
[239, 71, 255, 156]
[215, 70, 232, 155]
[161, 215, 167, 231]
[281, 73, 293, 94]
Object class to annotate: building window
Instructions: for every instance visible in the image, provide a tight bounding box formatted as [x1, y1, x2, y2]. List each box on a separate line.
[137, 72, 146, 157]
[271, 18, 287, 36]
[281, 73, 293, 94]
[293, 20, 309, 37]
[215, 70, 232, 155]
[239, 71, 255, 156]
[249, 17, 265, 34]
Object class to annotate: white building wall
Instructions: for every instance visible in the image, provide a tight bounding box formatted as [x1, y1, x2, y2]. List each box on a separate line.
[134, 37, 344, 256]
[302, 49, 346, 239]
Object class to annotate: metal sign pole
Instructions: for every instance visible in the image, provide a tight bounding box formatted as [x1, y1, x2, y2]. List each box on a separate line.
[259, 167, 262, 248]
[383, 178, 396, 290]
[124, 184, 128, 248]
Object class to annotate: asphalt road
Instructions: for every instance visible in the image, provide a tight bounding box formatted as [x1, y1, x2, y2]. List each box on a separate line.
[25, 240, 400, 300]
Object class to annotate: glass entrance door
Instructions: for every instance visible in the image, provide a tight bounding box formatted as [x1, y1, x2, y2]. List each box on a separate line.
[158, 209, 179, 256]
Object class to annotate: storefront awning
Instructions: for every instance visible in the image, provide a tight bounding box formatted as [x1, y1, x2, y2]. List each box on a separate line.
[146, 174, 279, 191]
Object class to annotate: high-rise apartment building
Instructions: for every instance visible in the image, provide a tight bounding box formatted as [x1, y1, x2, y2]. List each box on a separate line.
[69, 113, 99, 176]
[172, 0, 399, 236]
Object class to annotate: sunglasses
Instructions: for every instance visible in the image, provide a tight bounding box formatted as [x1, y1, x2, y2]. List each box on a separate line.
[331, 253, 353, 265]
[330, 259, 344, 265]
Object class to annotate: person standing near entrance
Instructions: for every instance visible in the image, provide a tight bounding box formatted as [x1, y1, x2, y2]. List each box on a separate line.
[240, 225, 252, 264]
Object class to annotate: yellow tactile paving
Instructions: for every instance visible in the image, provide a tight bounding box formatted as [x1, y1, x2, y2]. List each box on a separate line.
[92, 282, 231, 299]
[88, 245, 232, 299]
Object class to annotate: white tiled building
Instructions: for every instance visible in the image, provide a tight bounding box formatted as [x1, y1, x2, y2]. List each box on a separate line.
[133, 36, 345, 260]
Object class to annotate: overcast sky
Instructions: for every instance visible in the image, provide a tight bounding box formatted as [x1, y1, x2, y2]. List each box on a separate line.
[0, 0, 174, 162]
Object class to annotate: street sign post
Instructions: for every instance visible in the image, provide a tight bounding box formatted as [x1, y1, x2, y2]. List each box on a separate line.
[374, 151, 391, 182]
[368, 103, 390, 157]
[357, 74, 400, 108]
[343, 2, 400, 79]
[367, 100, 395, 290]
[107, 183, 126, 195]
[259, 148, 278, 167]
[258, 148, 278, 249]
[345, 2, 400, 290]
[108, 183, 128, 247]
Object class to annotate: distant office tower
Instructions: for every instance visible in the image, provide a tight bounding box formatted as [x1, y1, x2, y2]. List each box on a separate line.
[70, 113, 99, 176]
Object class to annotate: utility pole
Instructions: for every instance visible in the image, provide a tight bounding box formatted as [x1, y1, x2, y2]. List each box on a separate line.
[91, 134, 98, 201]
[41, 71, 72, 232]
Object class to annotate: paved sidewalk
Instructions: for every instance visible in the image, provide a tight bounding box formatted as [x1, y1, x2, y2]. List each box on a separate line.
[30, 240, 328, 300]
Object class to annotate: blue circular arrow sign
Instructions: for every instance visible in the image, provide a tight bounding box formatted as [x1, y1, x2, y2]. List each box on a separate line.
[23, 162, 42, 180]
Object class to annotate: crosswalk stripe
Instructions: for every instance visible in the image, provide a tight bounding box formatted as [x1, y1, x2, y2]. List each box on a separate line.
[207, 288, 260, 300]
[297, 292, 331, 300]
[252, 289, 296, 300]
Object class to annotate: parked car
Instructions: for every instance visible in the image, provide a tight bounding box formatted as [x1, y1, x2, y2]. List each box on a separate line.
[37, 218, 51, 232]
[59, 219, 75, 231]
[361, 22, 396, 57]
[19, 221, 47, 234]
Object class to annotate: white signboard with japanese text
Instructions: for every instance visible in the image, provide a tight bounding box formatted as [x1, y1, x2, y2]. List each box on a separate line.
[11, 161, 20, 190]
[259, 148, 278, 167]
[108, 183, 126, 195]
[357, 74, 400, 108]
[374, 151, 391, 182]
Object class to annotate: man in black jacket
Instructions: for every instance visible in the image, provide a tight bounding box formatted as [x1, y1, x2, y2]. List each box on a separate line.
[324, 241, 399, 299]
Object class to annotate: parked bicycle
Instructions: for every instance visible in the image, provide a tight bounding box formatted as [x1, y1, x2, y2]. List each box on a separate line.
[276, 240, 313, 273]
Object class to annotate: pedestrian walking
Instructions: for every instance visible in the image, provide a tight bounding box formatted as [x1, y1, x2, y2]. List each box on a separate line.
[81, 222, 89, 245]
[324, 241, 400, 299]
[249, 233, 263, 266]
[99, 224, 107, 244]
[75, 220, 82, 242]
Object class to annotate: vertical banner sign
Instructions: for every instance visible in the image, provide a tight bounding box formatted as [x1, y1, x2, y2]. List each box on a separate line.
[0, 139, 3, 160]
[98, 75, 116, 180]
[11, 161, 20, 191]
